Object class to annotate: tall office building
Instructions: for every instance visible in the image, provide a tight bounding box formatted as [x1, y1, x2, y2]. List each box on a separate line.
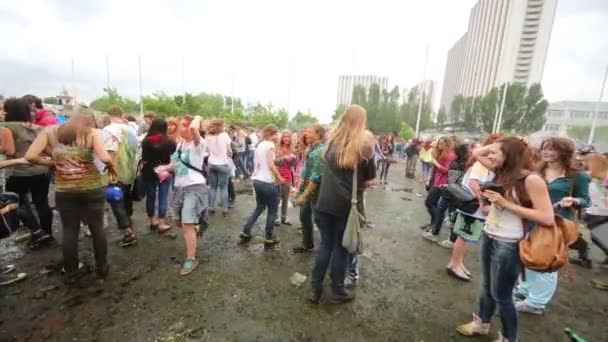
[336, 75, 389, 106]
[440, 34, 468, 116]
[440, 0, 557, 120]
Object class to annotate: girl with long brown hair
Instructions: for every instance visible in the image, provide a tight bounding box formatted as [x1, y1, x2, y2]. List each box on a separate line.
[443, 134, 503, 281]
[514, 137, 589, 315]
[309, 105, 376, 304]
[457, 137, 554, 342]
[25, 113, 113, 284]
[420, 136, 455, 231]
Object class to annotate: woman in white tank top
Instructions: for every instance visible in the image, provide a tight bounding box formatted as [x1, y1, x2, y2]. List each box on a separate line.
[456, 137, 555, 342]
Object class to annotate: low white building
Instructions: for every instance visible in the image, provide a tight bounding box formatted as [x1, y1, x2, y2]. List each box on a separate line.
[541, 101, 608, 136]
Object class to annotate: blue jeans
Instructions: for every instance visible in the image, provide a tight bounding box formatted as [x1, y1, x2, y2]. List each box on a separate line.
[208, 164, 231, 212]
[242, 180, 279, 238]
[516, 269, 558, 310]
[234, 152, 250, 178]
[144, 176, 172, 219]
[246, 150, 255, 174]
[311, 209, 349, 294]
[424, 186, 443, 225]
[478, 233, 521, 342]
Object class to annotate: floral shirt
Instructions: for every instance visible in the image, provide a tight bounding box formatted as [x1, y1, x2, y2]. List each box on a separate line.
[299, 143, 324, 203]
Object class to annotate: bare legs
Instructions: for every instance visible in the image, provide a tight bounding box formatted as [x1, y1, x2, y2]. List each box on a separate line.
[447, 237, 471, 280]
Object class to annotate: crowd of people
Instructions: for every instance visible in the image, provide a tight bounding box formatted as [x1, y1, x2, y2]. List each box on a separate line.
[1, 94, 607, 341]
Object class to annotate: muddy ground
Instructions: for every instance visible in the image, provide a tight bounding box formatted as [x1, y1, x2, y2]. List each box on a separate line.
[0, 163, 607, 342]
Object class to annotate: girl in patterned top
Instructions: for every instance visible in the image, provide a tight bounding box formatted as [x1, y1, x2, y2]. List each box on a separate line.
[26, 113, 114, 284]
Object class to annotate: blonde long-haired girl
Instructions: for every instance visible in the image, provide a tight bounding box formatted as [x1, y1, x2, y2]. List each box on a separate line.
[310, 105, 376, 304]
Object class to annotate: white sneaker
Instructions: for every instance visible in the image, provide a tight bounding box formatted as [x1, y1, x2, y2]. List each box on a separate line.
[438, 240, 454, 249]
[422, 231, 438, 242]
[515, 301, 544, 315]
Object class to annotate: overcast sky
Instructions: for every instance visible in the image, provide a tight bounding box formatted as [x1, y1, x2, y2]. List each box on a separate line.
[1, 0, 606, 122]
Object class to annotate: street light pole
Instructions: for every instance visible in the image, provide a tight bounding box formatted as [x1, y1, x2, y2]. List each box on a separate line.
[588, 65, 608, 145]
[415, 46, 429, 137]
[138, 56, 144, 116]
[495, 83, 508, 133]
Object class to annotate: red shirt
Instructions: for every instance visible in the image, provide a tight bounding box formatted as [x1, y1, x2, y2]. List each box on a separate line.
[432, 150, 456, 187]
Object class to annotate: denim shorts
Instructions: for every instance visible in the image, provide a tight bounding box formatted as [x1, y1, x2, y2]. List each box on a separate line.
[173, 184, 208, 225]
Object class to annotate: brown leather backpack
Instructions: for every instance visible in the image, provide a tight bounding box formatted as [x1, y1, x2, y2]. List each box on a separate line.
[516, 173, 579, 272]
[519, 215, 578, 272]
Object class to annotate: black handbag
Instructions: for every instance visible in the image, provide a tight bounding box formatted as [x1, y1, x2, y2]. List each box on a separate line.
[130, 160, 146, 201]
[442, 183, 479, 214]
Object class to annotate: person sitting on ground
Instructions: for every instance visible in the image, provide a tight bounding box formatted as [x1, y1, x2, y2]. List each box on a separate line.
[0, 157, 43, 286]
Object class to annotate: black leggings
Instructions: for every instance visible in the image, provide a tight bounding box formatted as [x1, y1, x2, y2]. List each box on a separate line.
[6, 174, 53, 236]
[56, 189, 107, 274]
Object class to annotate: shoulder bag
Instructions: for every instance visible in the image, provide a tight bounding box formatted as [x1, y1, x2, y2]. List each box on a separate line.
[130, 160, 145, 201]
[519, 174, 579, 273]
[342, 166, 365, 254]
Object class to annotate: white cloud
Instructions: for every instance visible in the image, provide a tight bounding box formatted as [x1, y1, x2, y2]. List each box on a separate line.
[0, 0, 605, 123]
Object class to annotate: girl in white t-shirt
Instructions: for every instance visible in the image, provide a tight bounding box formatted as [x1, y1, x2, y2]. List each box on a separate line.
[239, 124, 285, 247]
[171, 116, 208, 276]
[205, 119, 232, 216]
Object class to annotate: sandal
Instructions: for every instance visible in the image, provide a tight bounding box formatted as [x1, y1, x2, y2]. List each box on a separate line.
[119, 229, 138, 247]
[157, 225, 172, 234]
[180, 258, 199, 276]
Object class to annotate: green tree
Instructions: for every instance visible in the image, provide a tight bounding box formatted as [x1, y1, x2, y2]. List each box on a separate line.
[398, 121, 415, 140]
[399, 87, 432, 132]
[246, 103, 288, 128]
[436, 106, 447, 127]
[42, 97, 58, 105]
[366, 83, 382, 131]
[450, 95, 465, 123]
[513, 83, 548, 134]
[288, 111, 318, 131]
[351, 85, 367, 107]
[90, 87, 139, 113]
[478, 88, 500, 134]
[142, 92, 180, 117]
[332, 104, 348, 122]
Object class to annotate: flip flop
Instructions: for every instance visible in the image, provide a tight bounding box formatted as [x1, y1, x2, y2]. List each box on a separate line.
[157, 225, 172, 234]
[446, 267, 470, 282]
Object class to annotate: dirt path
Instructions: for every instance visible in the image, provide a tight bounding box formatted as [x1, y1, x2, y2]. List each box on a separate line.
[1, 163, 607, 341]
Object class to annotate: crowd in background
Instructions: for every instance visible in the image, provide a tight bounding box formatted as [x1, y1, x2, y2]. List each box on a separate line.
[1, 94, 608, 341]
